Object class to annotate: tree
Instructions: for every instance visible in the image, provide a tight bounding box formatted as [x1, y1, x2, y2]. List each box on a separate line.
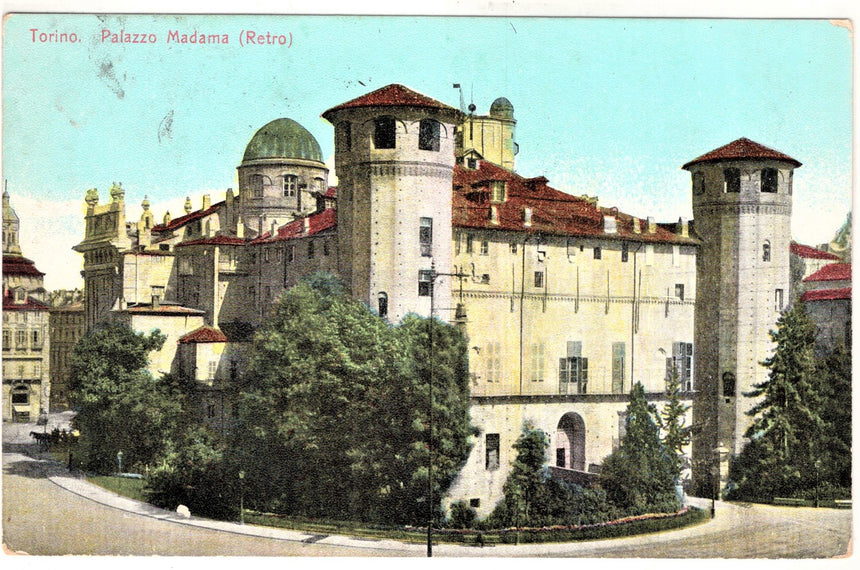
[815, 343, 852, 492]
[600, 382, 678, 515]
[728, 303, 825, 501]
[232, 273, 473, 524]
[69, 322, 184, 473]
[658, 365, 692, 480]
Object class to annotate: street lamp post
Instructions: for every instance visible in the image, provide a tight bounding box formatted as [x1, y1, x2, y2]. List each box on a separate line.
[239, 470, 245, 524]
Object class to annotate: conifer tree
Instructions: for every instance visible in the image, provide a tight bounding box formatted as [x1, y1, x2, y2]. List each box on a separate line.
[659, 365, 692, 480]
[729, 303, 824, 500]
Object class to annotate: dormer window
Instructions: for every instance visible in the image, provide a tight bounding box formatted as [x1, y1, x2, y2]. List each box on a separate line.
[467, 157, 478, 169]
[761, 168, 778, 193]
[283, 175, 298, 197]
[724, 168, 741, 193]
[373, 116, 396, 149]
[490, 181, 506, 203]
[418, 119, 441, 151]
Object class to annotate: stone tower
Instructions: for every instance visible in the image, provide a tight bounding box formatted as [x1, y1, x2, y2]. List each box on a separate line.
[2, 188, 22, 255]
[684, 138, 801, 496]
[322, 84, 462, 322]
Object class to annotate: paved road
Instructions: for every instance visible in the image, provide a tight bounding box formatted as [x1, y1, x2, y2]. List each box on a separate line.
[2, 416, 853, 558]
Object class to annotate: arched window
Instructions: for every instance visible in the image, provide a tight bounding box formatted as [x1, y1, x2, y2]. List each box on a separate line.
[283, 175, 298, 197]
[761, 168, 778, 193]
[724, 168, 741, 193]
[377, 292, 388, 319]
[418, 118, 441, 151]
[373, 116, 396, 149]
[762, 241, 771, 262]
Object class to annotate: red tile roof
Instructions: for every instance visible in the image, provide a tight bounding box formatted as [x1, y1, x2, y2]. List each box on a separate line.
[176, 236, 248, 248]
[2, 292, 50, 311]
[2, 255, 45, 276]
[682, 137, 802, 169]
[324, 187, 337, 198]
[178, 325, 229, 344]
[252, 207, 337, 244]
[790, 242, 841, 261]
[151, 201, 225, 233]
[452, 161, 697, 244]
[804, 263, 852, 283]
[801, 287, 851, 302]
[322, 84, 459, 120]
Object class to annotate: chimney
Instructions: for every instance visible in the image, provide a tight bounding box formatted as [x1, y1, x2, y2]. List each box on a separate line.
[202, 194, 211, 211]
[490, 205, 499, 225]
[271, 221, 278, 235]
[151, 295, 160, 309]
[647, 216, 657, 234]
[603, 215, 617, 234]
[677, 217, 689, 238]
[523, 206, 532, 228]
[236, 215, 245, 238]
[303, 217, 311, 234]
[632, 217, 641, 234]
[162, 211, 171, 225]
[184, 196, 193, 214]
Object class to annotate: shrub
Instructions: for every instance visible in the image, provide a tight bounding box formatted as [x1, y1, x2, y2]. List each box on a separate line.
[448, 501, 477, 529]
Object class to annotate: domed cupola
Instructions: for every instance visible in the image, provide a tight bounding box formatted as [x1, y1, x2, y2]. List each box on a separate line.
[489, 97, 515, 120]
[242, 118, 324, 165]
[237, 118, 329, 236]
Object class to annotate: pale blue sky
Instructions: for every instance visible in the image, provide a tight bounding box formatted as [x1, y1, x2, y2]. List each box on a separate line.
[2, 14, 852, 289]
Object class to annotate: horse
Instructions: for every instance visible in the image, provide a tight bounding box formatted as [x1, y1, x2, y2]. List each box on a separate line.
[30, 431, 51, 451]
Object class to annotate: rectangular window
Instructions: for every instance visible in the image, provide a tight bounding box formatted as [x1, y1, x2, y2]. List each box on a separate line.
[323, 239, 330, 256]
[208, 361, 217, 379]
[485, 434, 500, 470]
[373, 116, 396, 149]
[593, 246, 602, 260]
[307, 240, 315, 259]
[675, 284, 685, 301]
[486, 342, 502, 383]
[612, 342, 625, 394]
[2, 330, 10, 350]
[418, 270, 433, 297]
[668, 342, 694, 391]
[559, 341, 588, 394]
[775, 288, 784, 312]
[420, 217, 433, 257]
[16, 330, 26, 348]
[534, 271, 544, 288]
[480, 240, 489, 255]
[724, 168, 741, 193]
[510, 242, 518, 254]
[621, 242, 629, 262]
[11, 389, 28, 405]
[418, 119, 440, 151]
[288, 245, 295, 262]
[761, 168, 779, 193]
[466, 234, 473, 254]
[530, 342, 545, 382]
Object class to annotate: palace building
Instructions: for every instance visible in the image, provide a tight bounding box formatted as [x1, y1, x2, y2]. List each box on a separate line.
[68, 84, 834, 512]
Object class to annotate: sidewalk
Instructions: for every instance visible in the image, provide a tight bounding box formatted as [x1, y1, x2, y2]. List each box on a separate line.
[4, 413, 731, 556]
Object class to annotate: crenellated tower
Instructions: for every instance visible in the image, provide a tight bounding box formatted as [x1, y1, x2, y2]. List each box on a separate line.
[684, 138, 800, 496]
[323, 84, 462, 322]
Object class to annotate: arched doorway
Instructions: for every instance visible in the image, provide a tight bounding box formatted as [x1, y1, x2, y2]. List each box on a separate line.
[555, 412, 586, 471]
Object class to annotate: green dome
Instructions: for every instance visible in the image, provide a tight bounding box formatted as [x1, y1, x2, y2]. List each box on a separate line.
[489, 97, 514, 119]
[242, 118, 324, 163]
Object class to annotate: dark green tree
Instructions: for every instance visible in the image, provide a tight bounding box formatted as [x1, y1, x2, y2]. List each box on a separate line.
[658, 365, 692, 480]
[232, 273, 473, 524]
[69, 322, 183, 473]
[816, 343, 852, 492]
[600, 382, 678, 515]
[728, 303, 824, 501]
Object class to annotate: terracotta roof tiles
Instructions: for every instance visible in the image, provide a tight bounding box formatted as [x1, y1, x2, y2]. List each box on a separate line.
[252, 207, 337, 244]
[683, 137, 801, 169]
[804, 263, 852, 283]
[2, 255, 45, 277]
[178, 325, 229, 344]
[790, 242, 841, 261]
[152, 201, 225, 233]
[801, 287, 851, 302]
[322, 84, 459, 120]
